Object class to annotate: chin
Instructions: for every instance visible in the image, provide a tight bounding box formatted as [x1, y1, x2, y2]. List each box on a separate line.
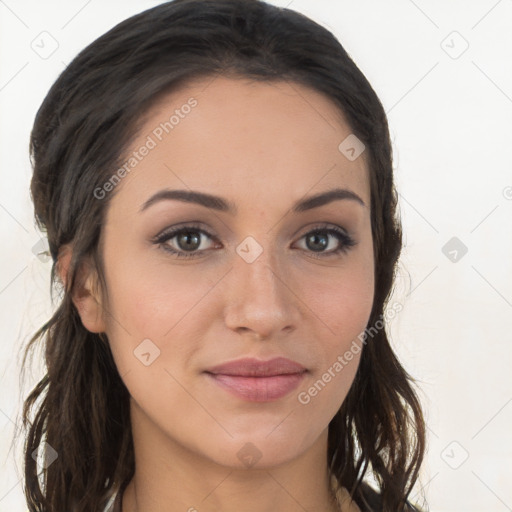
[201, 426, 321, 471]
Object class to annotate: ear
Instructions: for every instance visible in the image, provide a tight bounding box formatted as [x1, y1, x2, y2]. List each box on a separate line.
[57, 244, 107, 334]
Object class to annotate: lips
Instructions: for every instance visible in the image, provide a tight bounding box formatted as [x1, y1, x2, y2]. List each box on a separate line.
[205, 357, 307, 377]
[204, 357, 307, 402]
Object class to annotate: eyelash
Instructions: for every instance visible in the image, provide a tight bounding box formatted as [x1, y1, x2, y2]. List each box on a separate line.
[152, 222, 357, 260]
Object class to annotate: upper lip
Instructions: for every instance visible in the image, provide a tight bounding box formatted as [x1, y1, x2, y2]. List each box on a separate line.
[205, 357, 307, 377]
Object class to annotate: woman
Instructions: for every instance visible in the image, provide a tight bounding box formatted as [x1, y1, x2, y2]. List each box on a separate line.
[21, 0, 426, 510]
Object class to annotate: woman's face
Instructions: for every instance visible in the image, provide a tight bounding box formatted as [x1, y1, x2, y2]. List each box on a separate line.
[88, 76, 374, 469]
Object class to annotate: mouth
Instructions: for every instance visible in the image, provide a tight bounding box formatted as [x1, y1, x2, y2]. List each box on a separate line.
[204, 357, 307, 402]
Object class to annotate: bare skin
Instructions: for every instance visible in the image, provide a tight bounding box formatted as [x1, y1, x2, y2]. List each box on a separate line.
[63, 76, 372, 511]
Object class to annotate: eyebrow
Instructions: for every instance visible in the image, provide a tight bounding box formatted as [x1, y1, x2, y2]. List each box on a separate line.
[139, 187, 366, 214]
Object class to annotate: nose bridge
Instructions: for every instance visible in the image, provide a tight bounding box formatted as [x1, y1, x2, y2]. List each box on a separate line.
[224, 235, 300, 337]
[236, 239, 284, 303]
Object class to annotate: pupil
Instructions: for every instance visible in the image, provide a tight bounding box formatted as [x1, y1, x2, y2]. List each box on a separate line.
[179, 231, 200, 251]
[308, 233, 327, 251]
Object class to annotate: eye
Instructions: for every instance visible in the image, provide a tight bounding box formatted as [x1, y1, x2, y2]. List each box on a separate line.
[293, 225, 357, 259]
[152, 223, 218, 259]
[152, 223, 357, 259]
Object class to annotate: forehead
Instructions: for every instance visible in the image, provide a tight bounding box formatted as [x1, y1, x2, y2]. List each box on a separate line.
[110, 76, 370, 213]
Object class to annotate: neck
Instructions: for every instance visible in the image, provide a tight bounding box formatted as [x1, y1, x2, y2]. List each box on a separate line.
[121, 401, 340, 512]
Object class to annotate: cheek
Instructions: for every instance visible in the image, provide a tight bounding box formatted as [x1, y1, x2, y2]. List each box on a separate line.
[102, 249, 228, 379]
[103, 247, 214, 334]
[305, 259, 374, 343]
[298, 260, 374, 414]
[296, 266, 373, 421]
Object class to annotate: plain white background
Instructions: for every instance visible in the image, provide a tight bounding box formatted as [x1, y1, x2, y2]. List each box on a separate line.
[1, 1, 511, 511]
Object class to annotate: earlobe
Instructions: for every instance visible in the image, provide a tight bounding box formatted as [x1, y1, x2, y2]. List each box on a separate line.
[57, 244, 107, 333]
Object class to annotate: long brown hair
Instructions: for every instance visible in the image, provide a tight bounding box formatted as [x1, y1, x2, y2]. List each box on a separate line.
[20, 0, 426, 510]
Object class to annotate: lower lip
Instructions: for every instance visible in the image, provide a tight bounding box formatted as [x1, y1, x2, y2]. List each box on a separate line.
[205, 372, 306, 402]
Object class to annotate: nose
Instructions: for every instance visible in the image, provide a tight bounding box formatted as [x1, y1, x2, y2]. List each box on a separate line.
[223, 247, 301, 340]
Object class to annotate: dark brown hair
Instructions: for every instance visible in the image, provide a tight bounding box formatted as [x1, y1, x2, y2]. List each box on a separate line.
[20, 0, 426, 510]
